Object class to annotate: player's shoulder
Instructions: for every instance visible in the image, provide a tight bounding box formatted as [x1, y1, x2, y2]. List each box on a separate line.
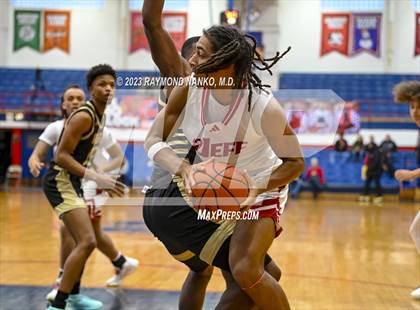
[46, 119, 65, 132]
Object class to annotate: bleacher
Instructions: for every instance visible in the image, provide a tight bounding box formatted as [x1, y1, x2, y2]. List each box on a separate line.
[279, 73, 420, 129]
[301, 149, 417, 193]
[0, 68, 158, 112]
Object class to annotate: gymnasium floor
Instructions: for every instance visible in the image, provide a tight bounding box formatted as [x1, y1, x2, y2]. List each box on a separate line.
[0, 188, 419, 310]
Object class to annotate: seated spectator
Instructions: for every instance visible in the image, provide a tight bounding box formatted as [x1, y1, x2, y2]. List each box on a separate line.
[334, 133, 348, 152]
[290, 157, 326, 199]
[380, 134, 397, 154]
[364, 135, 378, 154]
[351, 134, 364, 161]
[305, 157, 326, 199]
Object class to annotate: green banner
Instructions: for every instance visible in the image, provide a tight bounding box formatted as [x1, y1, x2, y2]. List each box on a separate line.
[14, 10, 41, 52]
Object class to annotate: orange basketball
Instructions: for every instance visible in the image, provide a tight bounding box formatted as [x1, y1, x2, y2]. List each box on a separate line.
[190, 161, 250, 214]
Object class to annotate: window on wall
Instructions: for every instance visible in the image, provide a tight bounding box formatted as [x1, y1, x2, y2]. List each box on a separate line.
[11, 0, 105, 9]
[129, 0, 188, 11]
[321, 0, 384, 11]
[412, 0, 420, 11]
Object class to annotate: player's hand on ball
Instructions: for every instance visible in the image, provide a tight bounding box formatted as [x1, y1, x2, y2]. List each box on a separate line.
[395, 169, 416, 182]
[239, 170, 259, 212]
[181, 158, 214, 195]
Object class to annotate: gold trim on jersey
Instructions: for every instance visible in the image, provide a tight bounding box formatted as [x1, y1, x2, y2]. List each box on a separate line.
[199, 220, 236, 265]
[54, 169, 86, 216]
[173, 250, 196, 262]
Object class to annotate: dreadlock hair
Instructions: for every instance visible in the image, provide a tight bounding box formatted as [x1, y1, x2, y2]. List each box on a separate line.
[86, 64, 116, 89]
[193, 25, 290, 110]
[60, 84, 83, 118]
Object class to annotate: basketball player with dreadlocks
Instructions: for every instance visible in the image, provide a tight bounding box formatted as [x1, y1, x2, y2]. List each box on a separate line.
[144, 24, 304, 309]
[43, 64, 125, 310]
[142, 1, 283, 309]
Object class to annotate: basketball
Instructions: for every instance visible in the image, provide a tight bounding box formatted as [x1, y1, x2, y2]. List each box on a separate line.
[190, 161, 250, 214]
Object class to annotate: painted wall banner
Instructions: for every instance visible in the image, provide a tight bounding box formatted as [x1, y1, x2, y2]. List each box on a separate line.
[14, 10, 41, 52]
[415, 13, 420, 56]
[43, 10, 71, 53]
[351, 13, 381, 57]
[162, 12, 187, 51]
[320, 13, 350, 56]
[129, 12, 149, 53]
[130, 11, 187, 53]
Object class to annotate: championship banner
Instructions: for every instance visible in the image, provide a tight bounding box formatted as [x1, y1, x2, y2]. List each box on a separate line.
[320, 13, 350, 56]
[129, 12, 149, 53]
[162, 12, 187, 51]
[13, 10, 41, 52]
[130, 11, 187, 53]
[351, 13, 381, 57]
[43, 10, 71, 53]
[415, 13, 420, 56]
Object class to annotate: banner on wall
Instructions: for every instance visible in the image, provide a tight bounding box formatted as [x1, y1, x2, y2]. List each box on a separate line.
[416, 13, 420, 56]
[43, 10, 71, 53]
[130, 11, 187, 53]
[320, 13, 350, 56]
[351, 13, 381, 57]
[14, 10, 41, 52]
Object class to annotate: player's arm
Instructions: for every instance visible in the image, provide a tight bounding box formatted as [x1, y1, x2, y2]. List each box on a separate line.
[145, 84, 189, 175]
[28, 140, 50, 177]
[142, 0, 190, 77]
[395, 168, 420, 182]
[99, 143, 125, 174]
[55, 112, 124, 196]
[258, 99, 305, 194]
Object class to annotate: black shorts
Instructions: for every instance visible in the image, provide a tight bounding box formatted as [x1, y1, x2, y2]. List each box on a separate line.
[143, 178, 272, 272]
[43, 166, 86, 217]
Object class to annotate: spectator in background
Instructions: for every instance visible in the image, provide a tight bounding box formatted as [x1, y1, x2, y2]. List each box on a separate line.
[351, 134, 364, 161]
[334, 133, 348, 152]
[364, 135, 378, 154]
[379, 135, 398, 177]
[360, 148, 383, 205]
[305, 157, 326, 199]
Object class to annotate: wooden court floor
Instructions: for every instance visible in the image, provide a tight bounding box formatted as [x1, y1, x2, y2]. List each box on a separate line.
[0, 188, 419, 310]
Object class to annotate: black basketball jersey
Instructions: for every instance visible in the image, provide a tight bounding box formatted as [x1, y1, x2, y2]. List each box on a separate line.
[56, 100, 104, 168]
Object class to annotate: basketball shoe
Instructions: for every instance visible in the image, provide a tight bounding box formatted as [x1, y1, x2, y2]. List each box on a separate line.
[106, 257, 139, 287]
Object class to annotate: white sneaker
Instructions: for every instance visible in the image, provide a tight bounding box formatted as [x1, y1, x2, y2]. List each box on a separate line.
[46, 288, 58, 301]
[106, 257, 139, 287]
[411, 287, 420, 300]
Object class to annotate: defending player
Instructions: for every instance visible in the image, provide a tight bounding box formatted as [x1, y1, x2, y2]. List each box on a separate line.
[144, 25, 304, 309]
[42, 64, 125, 310]
[393, 81, 420, 300]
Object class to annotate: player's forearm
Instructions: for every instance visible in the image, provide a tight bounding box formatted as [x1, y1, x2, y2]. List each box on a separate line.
[412, 168, 420, 178]
[55, 152, 88, 178]
[100, 157, 125, 173]
[142, 0, 164, 28]
[255, 158, 305, 195]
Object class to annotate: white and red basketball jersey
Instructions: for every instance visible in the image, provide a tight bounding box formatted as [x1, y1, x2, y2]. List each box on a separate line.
[181, 85, 288, 212]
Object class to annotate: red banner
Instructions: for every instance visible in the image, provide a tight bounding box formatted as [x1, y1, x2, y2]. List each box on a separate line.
[320, 13, 350, 56]
[43, 10, 70, 53]
[129, 11, 187, 53]
[415, 13, 420, 56]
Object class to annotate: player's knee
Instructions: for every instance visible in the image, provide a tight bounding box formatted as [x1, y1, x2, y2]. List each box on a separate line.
[229, 256, 262, 288]
[78, 235, 97, 253]
[195, 265, 213, 278]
